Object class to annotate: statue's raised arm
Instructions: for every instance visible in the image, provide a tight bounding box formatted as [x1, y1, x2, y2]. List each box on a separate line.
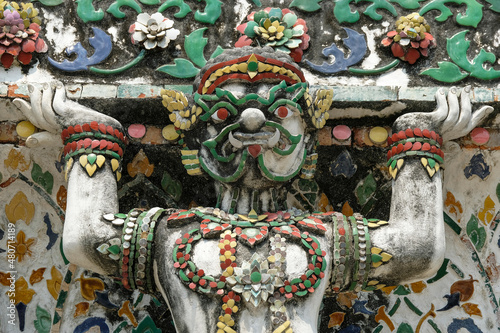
[369, 87, 493, 286]
[15, 82, 125, 276]
[15, 48, 494, 333]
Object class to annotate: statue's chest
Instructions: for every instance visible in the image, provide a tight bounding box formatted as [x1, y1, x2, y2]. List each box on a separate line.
[166, 208, 335, 332]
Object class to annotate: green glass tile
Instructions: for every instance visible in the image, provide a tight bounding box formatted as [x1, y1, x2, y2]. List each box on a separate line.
[371, 253, 383, 263]
[188, 261, 196, 272]
[179, 270, 189, 282]
[295, 290, 308, 296]
[107, 245, 121, 255]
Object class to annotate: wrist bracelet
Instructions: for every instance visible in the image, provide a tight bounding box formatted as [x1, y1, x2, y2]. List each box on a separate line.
[387, 128, 444, 179]
[62, 122, 127, 180]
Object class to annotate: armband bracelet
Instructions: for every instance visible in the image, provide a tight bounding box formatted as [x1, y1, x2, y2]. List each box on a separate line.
[119, 207, 164, 293]
[386, 128, 444, 179]
[61, 121, 127, 180]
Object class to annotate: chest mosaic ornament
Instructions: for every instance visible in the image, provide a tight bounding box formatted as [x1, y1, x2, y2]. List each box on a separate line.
[159, 207, 389, 333]
[168, 208, 328, 333]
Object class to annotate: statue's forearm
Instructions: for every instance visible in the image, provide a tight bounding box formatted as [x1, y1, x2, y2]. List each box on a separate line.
[61, 123, 126, 276]
[63, 163, 121, 275]
[369, 128, 446, 285]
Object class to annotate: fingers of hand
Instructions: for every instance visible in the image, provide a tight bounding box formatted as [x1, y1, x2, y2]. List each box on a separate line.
[450, 85, 473, 134]
[53, 81, 70, 115]
[444, 105, 493, 142]
[13, 98, 32, 115]
[432, 88, 448, 122]
[470, 106, 494, 129]
[25, 83, 60, 132]
[41, 83, 60, 129]
[442, 87, 460, 133]
[26, 132, 63, 148]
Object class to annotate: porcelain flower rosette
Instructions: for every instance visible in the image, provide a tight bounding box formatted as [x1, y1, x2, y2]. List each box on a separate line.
[0, 2, 47, 68]
[225, 253, 284, 307]
[381, 12, 436, 65]
[235, 8, 310, 62]
[129, 12, 180, 50]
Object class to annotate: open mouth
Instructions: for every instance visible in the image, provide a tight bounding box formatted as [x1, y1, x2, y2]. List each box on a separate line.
[203, 121, 302, 163]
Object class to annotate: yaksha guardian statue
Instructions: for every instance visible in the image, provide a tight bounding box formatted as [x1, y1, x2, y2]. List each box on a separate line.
[16, 47, 493, 333]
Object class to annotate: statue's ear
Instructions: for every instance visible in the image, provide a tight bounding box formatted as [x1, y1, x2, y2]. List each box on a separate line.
[161, 89, 202, 130]
[306, 87, 333, 129]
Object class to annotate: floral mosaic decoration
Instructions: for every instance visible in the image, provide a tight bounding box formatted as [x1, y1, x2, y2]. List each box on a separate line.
[235, 8, 309, 62]
[381, 12, 435, 65]
[0, 1, 47, 68]
[129, 12, 180, 50]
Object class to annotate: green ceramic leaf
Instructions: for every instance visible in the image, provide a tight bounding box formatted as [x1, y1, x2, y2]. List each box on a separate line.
[290, 0, 322, 11]
[210, 45, 224, 59]
[389, 0, 425, 9]
[107, 0, 142, 18]
[34, 306, 51, 333]
[447, 31, 500, 80]
[393, 285, 411, 295]
[419, 0, 483, 27]
[157, 59, 200, 78]
[252, 0, 262, 5]
[496, 182, 500, 202]
[421, 61, 469, 82]
[334, 0, 360, 23]
[361, 0, 398, 20]
[253, 11, 269, 24]
[76, 0, 105, 23]
[133, 315, 161, 333]
[32, 0, 64, 5]
[185, 28, 208, 68]
[158, 0, 192, 18]
[282, 13, 298, 27]
[139, 0, 160, 4]
[31, 163, 54, 194]
[244, 21, 259, 38]
[397, 323, 415, 333]
[466, 214, 486, 250]
[161, 171, 182, 201]
[486, 0, 500, 12]
[268, 8, 283, 19]
[194, 0, 222, 24]
[356, 173, 377, 206]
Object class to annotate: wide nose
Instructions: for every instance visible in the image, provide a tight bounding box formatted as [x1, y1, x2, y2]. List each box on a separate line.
[240, 108, 266, 132]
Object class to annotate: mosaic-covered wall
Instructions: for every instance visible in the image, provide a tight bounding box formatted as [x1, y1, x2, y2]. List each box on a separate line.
[1, 0, 500, 332]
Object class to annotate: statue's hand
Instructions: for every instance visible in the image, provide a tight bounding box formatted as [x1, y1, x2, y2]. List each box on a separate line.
[13, 81, 121, 148]
[393, 86, 494, 142]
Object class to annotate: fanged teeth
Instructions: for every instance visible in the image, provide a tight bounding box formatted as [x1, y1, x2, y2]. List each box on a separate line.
[268, 128, 280, 147]
[229, 131, 243, 148]
[228, 128, 281, 148]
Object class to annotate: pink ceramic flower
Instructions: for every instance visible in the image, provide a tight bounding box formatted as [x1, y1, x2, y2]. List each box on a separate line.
[0, 3, 47, 69]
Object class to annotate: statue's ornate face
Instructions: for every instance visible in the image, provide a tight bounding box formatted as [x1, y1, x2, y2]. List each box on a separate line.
[195, 80, 311, 189]
[164, 53, 332, 192]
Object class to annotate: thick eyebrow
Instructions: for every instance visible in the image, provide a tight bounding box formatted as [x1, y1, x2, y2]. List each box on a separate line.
[194, 81, 307, 116]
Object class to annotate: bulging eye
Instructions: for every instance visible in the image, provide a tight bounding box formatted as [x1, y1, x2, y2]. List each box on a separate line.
[274, 106, 292, 119]
[211, 108, 229, 122]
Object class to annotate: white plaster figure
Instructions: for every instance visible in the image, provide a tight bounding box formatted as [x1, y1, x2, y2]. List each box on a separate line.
[14, 48, 493, 333]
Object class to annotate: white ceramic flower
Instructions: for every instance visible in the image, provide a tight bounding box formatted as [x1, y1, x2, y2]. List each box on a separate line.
[130, 12, 180, 50]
